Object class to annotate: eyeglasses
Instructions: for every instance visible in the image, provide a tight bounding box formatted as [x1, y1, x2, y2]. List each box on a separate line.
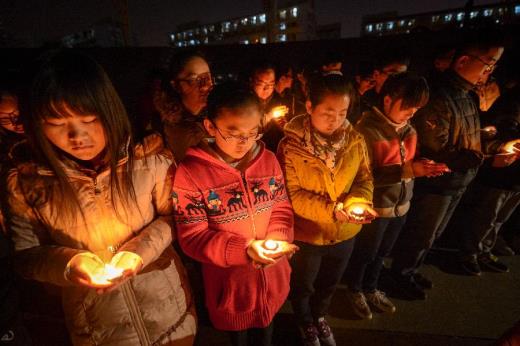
[0, 110, 21, 126]
[469, 54, 498, 73]
[177, 72, 214, 88]
[211, 121, 263, 143]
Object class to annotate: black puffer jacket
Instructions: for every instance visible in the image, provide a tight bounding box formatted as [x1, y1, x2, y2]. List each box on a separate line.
[477, 85, 520, 191]
[412, 71, 484, 194]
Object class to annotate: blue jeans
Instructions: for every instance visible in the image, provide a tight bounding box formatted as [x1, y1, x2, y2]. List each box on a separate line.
[345, 215, 406, 292]
[289, 239, 355, 325]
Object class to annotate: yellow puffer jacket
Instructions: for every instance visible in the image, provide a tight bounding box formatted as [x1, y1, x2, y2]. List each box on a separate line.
[277, 114, 374, 245]
[5, 134, 196, 346]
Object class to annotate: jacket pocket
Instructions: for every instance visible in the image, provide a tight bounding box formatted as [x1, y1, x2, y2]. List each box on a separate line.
[216, 265, 259, 313]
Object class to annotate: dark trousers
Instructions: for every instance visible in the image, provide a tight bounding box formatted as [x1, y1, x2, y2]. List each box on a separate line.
[459, 183, 520, 257]
[228, 322, 274, 346]
[391, 188, 466, 277]
[345, 215, 406, 292]
[290, 239, 355, 325]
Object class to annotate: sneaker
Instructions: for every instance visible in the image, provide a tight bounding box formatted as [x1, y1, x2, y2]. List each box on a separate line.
[412, 273, 433, 289]
[316, 317, 336, 346]
[478, 253, 509, 273]
[492, 236, 515, 256]
[349, 291, 373, 320]
[393, 275, 427, 300]
[365, 290, 396, 313]
[299, 323, 320, 346]
[460, 256, 481, 276]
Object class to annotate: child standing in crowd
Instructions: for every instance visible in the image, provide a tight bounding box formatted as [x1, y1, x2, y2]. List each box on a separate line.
[278, 74, 375, 346]
[173, 82, 297, 346]
[154, 50, 213, 161]
[5, 51, 196, 345]
[345, 72, 449, 319]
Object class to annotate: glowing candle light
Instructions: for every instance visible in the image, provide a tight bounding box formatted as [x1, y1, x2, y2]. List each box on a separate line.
[89, 264, 124, 286]
[351, 206, 365, 216]
[263, 239, 279, 251]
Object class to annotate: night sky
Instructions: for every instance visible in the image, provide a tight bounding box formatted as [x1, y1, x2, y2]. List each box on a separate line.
[5, 0, 498, 46]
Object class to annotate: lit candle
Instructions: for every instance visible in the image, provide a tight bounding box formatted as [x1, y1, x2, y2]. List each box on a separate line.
[263, 239, 279, 251]
[89, 264, 124, 286]
[271, 106, 288, 120]
[351, 206, 365, 216]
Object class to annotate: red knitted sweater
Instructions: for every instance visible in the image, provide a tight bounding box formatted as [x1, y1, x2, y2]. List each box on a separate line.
[172, 143, 294, 331]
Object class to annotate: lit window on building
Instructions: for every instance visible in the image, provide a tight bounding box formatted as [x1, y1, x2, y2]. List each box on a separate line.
[498, 8, 504, 15]
[456, 12, 464, 21]
[259, 13, 267, 23]
[483, 9, 493, 17]
[277, 34, 287, 42]
[182, 32, 187, 39]
[470, 11, 479, 19]
[241, 17, 248, 25]
[188, 30, 193, 37]
[280, 22, 286, 30]
[177, 33, 181, 39]
[203, 27, 208, 35]
[386, 21, 394, 30]
[431, 15, 440, 23]
[241, 39, 249, 45]
[233, 21, 239, 30]
[408, 19, 415, 26]
[195, 28, 200, 35]
[189, 39, 196, 46]
[251, 16, 257, 25]
[209, 25, 215, 32]
[280, 9, 287, 20]
[203, 37, 209, 44]
[366, 24, 373, 33]
[260, 37, 267, 44]
[291, 7, 298, 18]
[222, 21, 231, 32]
[515, 5, 520, 15]
[398, 19, 406, 26]
[444, 13, 453, 22]
[375, 23, 383, 31]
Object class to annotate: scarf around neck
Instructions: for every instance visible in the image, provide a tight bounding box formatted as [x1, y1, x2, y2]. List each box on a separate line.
[301, 115, 349, 171]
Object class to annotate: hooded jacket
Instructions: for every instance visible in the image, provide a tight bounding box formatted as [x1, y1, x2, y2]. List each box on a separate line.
[355, 107, 416, 217]
[5, 134, 196, 346]
[173, 141, 294, 331]
[277, 114, 374, 245]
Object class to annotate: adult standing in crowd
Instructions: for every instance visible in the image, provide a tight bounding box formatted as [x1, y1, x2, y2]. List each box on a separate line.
[154, 50, 213, 161]
[390, 30, 505, 299]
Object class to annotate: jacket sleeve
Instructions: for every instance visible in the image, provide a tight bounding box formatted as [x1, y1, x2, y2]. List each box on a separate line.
[173, 164, 250, 267]
[118, 153, 175, 268]
[278, 141, 336, 224]
[413, 98, 483, 171]
[6, 172, 84, 287]
[265, 157, 294, 242]
[341, 136, 374, 207]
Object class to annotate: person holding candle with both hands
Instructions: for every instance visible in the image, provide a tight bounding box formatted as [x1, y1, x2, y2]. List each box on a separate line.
[173, 82, 297, 346]
[345, 72, 449, 320]
[278, 74, 375, 346]
[4, 51, 196, 345]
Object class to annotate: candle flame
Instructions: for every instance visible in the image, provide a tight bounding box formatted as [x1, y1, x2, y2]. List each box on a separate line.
[351, 206, 365, 215]
[263, 239, 279, 251]
[89, 264, 124, 286]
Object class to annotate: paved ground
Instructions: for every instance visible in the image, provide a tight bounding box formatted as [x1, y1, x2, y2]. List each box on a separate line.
[195, 251, 520, 346]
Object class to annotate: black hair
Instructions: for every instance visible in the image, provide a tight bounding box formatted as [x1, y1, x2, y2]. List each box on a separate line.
[307, 73, 356, 108]
[374, 49, 410, 71]
[275, 63, 292, 82]
[355, 61, 375, 79]
[249, 61, 276, 80]
[162, 49, 209, 100]
[379, 72, 429, 110]
[206, 81, 261, 121]
[453, 26, 505, 61]
[27, 50, 136, 225]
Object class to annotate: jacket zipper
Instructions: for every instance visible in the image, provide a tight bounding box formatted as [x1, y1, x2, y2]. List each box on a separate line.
[122, 282, 152, 345]
[396, 140, 407, 217]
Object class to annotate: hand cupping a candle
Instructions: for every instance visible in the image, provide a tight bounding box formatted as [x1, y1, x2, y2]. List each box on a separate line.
[65, 251, 143, 293]
[247, 239, 299, 269]
[493, 139, 520, 167]
[334, 202, 378, 224]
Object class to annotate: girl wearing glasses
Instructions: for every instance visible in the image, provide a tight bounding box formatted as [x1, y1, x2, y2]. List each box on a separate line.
[154, 50, 213, 161]
[5, 51, 196, 345]
[278, 74, 375, 346]
[173, 82, 298, 346]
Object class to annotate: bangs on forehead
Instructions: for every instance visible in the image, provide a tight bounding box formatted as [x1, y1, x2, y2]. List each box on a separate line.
[39, 86, 99, 120]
